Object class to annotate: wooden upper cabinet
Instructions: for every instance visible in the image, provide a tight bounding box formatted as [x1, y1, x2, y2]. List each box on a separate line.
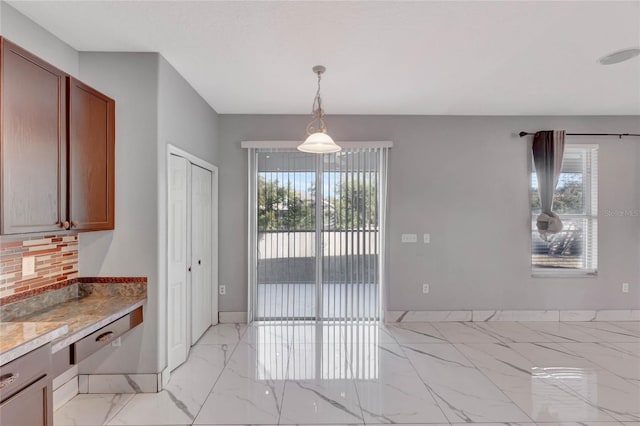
[0, 38, 116, 235]
[68, 77, 115, 231]
[0, 38, 68, 234]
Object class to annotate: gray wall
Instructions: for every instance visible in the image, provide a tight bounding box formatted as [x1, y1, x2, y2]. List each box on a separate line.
[0, 2, 79, 76]
[156, 55, 220, 370]
[78, 54, 221, 374]
[638, 145, 640, 288]
[77, 52, 160, 374]
[157, 56, 220, 164]
[219, 115, 640, 313]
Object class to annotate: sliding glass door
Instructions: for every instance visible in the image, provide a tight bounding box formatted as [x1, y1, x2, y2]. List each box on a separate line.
[249, 147, 387, 322]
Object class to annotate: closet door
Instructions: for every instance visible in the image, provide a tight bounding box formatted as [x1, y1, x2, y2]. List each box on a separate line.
[168, 154, 189, 371]
[190, 165, 212, 344]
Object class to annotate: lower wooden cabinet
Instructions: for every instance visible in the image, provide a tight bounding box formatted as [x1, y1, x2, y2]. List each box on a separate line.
[0, 375, 52, 426]
[0, 344, 53, 426]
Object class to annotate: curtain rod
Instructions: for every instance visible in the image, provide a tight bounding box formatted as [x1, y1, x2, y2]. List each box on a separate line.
[519, 131, 640, 139]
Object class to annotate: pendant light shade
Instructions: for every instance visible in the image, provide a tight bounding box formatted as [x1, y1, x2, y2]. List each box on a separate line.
[298, 65, 341, 153]
[298, 131, 340, 153]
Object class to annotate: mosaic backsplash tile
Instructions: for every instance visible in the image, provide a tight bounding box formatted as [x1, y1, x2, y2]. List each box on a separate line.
[0, 233, 79, 302]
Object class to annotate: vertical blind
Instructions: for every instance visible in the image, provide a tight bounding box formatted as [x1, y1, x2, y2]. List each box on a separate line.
[246, 144, 389, 322]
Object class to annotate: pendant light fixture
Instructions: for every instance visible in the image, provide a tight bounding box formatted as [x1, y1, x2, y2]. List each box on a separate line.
[297, 65, 341, 153]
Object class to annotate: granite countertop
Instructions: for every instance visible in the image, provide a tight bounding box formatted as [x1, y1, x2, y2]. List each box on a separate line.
[19, 294, 146, 353]
[0, 281, 146, 365]
[0, 322, 68, 365]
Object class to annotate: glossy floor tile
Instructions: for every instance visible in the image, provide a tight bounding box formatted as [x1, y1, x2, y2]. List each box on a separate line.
[55, 321, 640, 425]
[54, 393, 134, 425]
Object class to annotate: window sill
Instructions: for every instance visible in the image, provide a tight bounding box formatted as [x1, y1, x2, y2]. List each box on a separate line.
[532, 270, 597, 278]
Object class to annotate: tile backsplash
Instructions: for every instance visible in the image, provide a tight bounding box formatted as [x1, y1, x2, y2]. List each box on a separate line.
[0, 233, 78, 301]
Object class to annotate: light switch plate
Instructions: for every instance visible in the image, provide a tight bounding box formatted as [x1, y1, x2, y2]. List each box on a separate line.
[423, 233, 431, 244]
[401, 234, 417, 243]
[22, 256, 35, 276]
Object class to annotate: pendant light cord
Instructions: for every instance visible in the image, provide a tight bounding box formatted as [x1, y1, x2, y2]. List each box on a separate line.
[307, 69, 327, 135]
[313, 71, 323, 117]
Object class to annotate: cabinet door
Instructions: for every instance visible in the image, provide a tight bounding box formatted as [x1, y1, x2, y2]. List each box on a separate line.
[0, 375, 53, 426]
[0, 38, 68, 234]
[68, 77, 115, 230]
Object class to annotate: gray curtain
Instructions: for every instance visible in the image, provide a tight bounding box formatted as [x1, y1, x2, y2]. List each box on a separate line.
[532, 130, 565, 241]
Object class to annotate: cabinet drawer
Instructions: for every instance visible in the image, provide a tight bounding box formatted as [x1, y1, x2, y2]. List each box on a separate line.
[0, 344, 51, 403]
[72, 306, 143, 363]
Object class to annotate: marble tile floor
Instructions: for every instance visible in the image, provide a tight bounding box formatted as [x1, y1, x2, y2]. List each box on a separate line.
[54, 320, 640, 426]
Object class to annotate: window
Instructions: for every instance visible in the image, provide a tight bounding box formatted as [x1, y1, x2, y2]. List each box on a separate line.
[248, 147, 389, 321]
[531, 145, 598, 275]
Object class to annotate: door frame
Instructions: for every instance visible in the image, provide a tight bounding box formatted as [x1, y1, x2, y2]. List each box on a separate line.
[243, 140, 392, 324]
[166, 144, 218, 373]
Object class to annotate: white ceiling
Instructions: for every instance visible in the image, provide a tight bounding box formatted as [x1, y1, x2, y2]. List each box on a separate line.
[7, 0, 640, 115]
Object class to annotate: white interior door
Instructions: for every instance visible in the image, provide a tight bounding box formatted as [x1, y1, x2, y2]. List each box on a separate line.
[168, 154, 189, 371]
[191, 165, 212, 344]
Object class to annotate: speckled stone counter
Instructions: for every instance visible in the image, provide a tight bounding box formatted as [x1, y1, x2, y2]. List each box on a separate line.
[20, 294, 145, 353]
[0, 321, 68, 365]
[0, 278, 146, 364]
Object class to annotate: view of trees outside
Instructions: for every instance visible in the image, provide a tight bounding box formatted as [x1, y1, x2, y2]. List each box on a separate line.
[258, 174, 377, 231]
[257, 176, 313, 231]
[333, 178, 376, 230]
[531, 172, 584, 214]
[531, 172, 586, 265]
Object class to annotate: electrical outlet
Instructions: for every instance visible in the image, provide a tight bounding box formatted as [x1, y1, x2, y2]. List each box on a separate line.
[423, 233, 430, 244]
[622, 282, 629, 293]
[219, 285, 226, 295]
[401, 234, 417, 243]
[111, 337, 122, 347]
[422, 283, 430, 294]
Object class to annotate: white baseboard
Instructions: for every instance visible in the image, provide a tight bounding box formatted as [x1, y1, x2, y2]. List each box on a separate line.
[159, 367, 170, 391]
[219, 311, 247, 323]
[53, 365, 78, 390]
[53, 376, 78, 410]
[386, 309, 640, 322]
[77, 373, 159, 393]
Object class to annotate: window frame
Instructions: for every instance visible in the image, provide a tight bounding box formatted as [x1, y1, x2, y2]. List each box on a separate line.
[530, 144, 598, 277]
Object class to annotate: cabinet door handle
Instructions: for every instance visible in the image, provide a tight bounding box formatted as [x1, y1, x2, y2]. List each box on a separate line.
[71, 221, 78, 228]
[198, 260, 202, 265]
[60, 220, 70, 229]
[0, 373, 18, 388]
[95, 331, 115, 342]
